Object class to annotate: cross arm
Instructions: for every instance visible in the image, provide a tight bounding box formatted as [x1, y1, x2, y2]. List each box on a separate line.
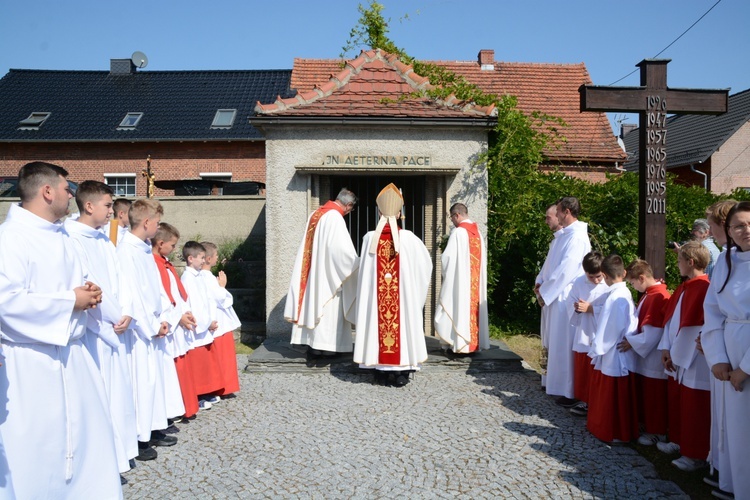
[579, 85, 729, 114]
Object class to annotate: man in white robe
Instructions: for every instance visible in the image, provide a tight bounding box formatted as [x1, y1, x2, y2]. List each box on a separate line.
[285, 188, 359, 355]
[435, 202, 489, 354]
[353, 183, 432, 387]
[536, 197, 591, 405]
[535, 203, 563, 387]
[0, 162, 122, 498]
[65, 181, 138, 479]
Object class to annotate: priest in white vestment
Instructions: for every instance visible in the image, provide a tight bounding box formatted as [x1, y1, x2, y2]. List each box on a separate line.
[285, 188, 359, 354]
[435, 202, 489, 354]
[353, 184, 432, 387]
[536, 197, 591, 405]
[0, 162, 122, 498]
[65, 181, 138, 476]
[535, 203, 563, 386]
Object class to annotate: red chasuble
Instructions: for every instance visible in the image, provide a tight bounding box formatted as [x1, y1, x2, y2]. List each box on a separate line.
[153, 254, 188, 306]
[662, 275, 709, 330]
[377, 223, 401, 365]
[636, 283, 670, 331]
[458, 221, 481, 351]
[296, 201, 344, 321]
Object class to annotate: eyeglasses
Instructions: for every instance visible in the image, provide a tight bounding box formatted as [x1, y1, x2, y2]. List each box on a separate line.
[730, 222, 750, 232]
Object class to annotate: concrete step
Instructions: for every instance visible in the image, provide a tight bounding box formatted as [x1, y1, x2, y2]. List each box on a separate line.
[243, 335, 523, 374]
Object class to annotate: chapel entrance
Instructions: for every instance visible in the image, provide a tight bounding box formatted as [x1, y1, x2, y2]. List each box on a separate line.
[325, 175, 426, 254]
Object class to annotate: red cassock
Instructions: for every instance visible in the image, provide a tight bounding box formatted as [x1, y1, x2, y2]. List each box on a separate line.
[212, 332, 240, 395]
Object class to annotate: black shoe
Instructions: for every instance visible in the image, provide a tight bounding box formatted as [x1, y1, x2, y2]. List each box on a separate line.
[394, 373, 410, 387]
[120, 475, 128, 485]
[150, 430, 178, 447]
[555, 396, 580, 408]
[163, 424, 180, 434]
[135, 444, 157, 461]
[129, 458, 136, 469]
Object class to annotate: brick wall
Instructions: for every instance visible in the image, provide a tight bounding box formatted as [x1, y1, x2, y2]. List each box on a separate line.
[0, 141, 266, 197]
[711, 120, 750, 194]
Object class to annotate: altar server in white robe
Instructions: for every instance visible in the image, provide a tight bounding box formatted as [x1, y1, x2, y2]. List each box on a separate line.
[535, 203, 563, 387]
[702, 201, 750, 500]
[435, 202, 489, 354]
[117, 199, 171, 459]
[285, 188, 359, 354]
[65, 180, 138, 476]
[536, 197, 591, 405]
[0, 162, 121, 498]
[354, 183, 432, 387]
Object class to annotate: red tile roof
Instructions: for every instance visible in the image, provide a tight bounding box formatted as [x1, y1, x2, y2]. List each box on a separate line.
[262, 50, 625, 163]
[255, 50, 495, 120]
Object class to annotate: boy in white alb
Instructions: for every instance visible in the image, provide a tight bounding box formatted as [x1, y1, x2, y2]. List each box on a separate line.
[201, 241, 241, 396]
[180, 241, 223, 402]
[117, 199, 174, 460]
[65, 181, 138, 482]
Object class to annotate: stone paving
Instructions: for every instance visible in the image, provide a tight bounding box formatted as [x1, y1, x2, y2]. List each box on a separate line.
[123, 355, 687, 499]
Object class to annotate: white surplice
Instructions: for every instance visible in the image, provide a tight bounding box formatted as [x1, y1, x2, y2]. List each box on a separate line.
[536, 228, 563, 352]
[353, 230, 432, 371]
[589, 282, 637, 377]
[181, 267, 217, 349]
[0, 204, 121, 499]
[538, 220, 591, 397]
[200, 269, 242, 337]
[156, 265, 188, 419]
[658, 295, 710, 390]
[117, 231, 169, 441]
[702, 249, 750, 498]
[434, 220, 490, 353]
[567, 275, 608, 354]
[626, 295, 668, 380]
[65, 219, 138, 473]
[285, 208, 359, 352]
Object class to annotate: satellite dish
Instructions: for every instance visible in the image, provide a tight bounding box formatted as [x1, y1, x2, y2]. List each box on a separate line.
[131, 51, 148, 69]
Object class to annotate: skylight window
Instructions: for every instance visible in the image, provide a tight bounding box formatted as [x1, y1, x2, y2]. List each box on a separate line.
[211, 109, 237, 129]
[118, 112, 143, 129]
[18, 112, 51, 130]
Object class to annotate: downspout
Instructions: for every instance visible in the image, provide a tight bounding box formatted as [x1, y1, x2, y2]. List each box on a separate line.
[690, 162, 707, 191]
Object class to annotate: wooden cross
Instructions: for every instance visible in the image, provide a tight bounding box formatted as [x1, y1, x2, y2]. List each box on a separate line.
[579, 59, 728, 279]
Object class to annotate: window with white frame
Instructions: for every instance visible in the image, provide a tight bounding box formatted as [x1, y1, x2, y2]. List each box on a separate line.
[104, 174, 136, 197]
[118, 112, 143, 129]
[211, 109, 237, 129]
[200, 172, 232, 195]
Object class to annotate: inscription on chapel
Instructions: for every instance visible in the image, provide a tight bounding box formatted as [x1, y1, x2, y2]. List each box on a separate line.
[324, 155, 432, 166]
[646, 95, 667, 214]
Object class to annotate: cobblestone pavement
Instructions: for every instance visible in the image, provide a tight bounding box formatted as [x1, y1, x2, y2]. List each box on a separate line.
[124, 359, 687, 499]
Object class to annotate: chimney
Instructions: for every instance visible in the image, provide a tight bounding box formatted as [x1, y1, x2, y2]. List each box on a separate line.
[110, 58, 136, 75]
[478, 49, 495, 71]
[620, 123, 638, 139]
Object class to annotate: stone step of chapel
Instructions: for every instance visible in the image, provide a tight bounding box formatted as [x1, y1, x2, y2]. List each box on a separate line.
[243, 335, 523, 374]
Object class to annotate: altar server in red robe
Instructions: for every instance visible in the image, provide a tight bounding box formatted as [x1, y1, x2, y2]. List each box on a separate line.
[621, 259, 670, 446]
[354, 183, 432, 387]
[657, 242, 711, 471]
[435, 202, 489, 354]
[586, 254, 639, 444]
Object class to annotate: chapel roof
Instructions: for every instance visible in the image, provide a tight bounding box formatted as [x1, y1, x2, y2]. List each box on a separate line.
[254, 50, 496, 120]
[0, 68, 295, 142]
[622, 87, 750, 170]
[284, 50, 626, 163]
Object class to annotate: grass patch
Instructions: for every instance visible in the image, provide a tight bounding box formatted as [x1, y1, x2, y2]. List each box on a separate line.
[234, 339, 256, 355]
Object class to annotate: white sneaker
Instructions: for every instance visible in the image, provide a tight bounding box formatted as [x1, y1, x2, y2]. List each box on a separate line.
[204, 395, 221, 404]
[671, 456, 707, 472]
[638, 433, 666, 446]
[656, 441, 680, 454]
[198, 399, 213, 410]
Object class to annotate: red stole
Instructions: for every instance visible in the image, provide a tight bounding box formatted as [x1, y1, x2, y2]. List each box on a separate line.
[459, 221, 481, 351]
[376, 223, 401, 365]
[662, 275, 710, 330]
[154, 254, 188, 306]
[296, 201, 344, 321]
[636, 282, 670, 331]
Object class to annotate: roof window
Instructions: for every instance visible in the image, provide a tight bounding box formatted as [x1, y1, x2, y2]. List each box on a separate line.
[18, 112, 51, 130]
[118, 112, 143, 129]
[211, 109, 237, 129]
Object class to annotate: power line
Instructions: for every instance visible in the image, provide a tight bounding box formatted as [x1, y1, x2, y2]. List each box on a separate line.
[607, 0, 723, 86]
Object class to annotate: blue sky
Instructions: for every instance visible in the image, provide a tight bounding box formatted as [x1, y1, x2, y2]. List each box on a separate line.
[2, 0, 748, 131]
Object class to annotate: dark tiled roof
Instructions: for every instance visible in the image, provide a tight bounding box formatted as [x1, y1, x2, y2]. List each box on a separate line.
[623, 88, 750, 170]
[255, 50, 495, 119]
[290, 54, 625, 163]
[0, 69, 294, 141]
